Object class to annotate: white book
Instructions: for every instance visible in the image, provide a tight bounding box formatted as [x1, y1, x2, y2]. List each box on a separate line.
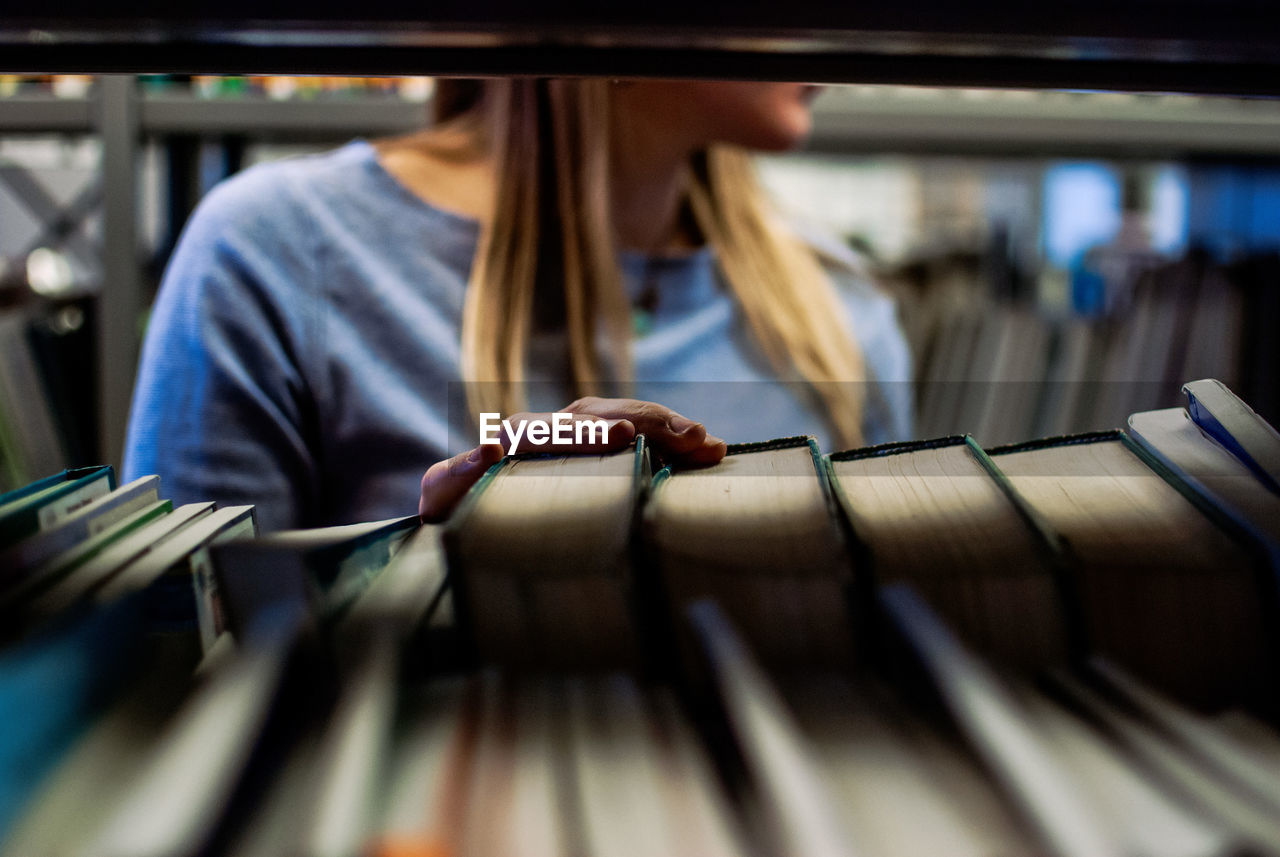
[785, 675, 1035, 857]
[1183, 378, 1280, 495]
[880, 584, 1122, 857]
[95, 505, 257, 601]
[461, 673, 566, 857]
[1051, 670, 1280, 854]
[0, 650, 192, 857]
[372, 677, 471, 853]
[96, 505, 257, 651]
[1, 499, 172, 610]
[686, 600, 857, 857]
[81, 626, 296, 857]
[297, 632, 397, 857]
[1036, 319, 1097, 438]
[1090, 659, 1280, 814]
[335, 523, 446, 645]
[27, 502, 215, 621]
[0, 475, 161, 573]
[566, 674, 741, 857]
[1017, 684, 1234, 857]
[646, 690, 746, 857]
[1128, 406, 1280, 568]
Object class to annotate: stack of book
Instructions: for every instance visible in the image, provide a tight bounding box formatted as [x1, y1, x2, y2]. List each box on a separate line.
[1, 378, 1278, 857]
[904, 253, 1266, 445]
[0, 310, 67, 493]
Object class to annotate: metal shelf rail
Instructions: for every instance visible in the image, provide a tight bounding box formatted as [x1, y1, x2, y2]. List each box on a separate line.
[4, 1, 1280, 94]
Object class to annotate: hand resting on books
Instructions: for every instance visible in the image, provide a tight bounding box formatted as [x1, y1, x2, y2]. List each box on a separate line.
[417, 397, 727, 522]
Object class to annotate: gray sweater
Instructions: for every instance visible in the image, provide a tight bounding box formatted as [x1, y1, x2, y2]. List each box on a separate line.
[124, 140, 912, 530]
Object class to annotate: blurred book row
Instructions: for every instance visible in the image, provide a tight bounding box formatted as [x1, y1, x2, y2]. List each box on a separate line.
[0, 305, 95, 492]
[1, 379, 1278, 856]
[894, 250, 1280, 446]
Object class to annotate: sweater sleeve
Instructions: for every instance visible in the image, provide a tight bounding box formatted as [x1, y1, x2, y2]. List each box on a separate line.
[123, 165, 323, 532]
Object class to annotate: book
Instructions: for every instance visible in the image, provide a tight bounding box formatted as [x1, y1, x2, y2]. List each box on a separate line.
[95, 505, 258, 651]
[364, 655, 743, 857]
[214, 695, 329, 857]
[0, 465, 114, 551]
[879, 584, 1120, 857]
[987, 431, 1276, 712]
[79, 616, 302, 857]
[0, 593, 150, 842]
[24, 502, 215, 627]
[0, 311, 67, 491]
[965, 308, 1052, 448]
[1210, 710, 1280, 770]
[1178, 271, 1244, 401]
[1015, 683, 1236, 857]
[0, 391, 23, 494]
[646, 437, 855, 669]
[212, 515, 418, 642]
[641, 688, 747, 857]
[782, 675, 1038, 857]
[684, 600, 856, 857]
[1183, 378, 1280, 494]
[0, 475, 162, 578]
[0, 644, 193, 857]
[827, 435, 1072, 671]
[1035, 319, 1100, 439]
[292, 630, 398, 857]
[1087, 658, 1280, 814]
[366, 677, 473, 857]
[1128, 406, 1280, 569]
[0, 499, 174, 613]
[564, 674, 746, 857]
[1089, 278, 1182, 429]
[460, 674, 568, 857]
[918, 304, 984, 438]
[446, 440, 650, 669]
[1048, 669, 1280, 853]
[334, 523, 448, 648]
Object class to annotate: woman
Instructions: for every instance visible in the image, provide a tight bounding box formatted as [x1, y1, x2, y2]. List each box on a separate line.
[123, 79, 912, 530]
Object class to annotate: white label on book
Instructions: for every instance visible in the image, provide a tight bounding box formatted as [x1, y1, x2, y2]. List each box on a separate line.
[190, 546, 220, 654]
[191, 516, 258, 653]
[87, 490, 159, 537]
[37, 477, 110, 530]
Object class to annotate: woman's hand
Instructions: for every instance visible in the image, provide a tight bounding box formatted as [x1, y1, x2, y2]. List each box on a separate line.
[418, 397, 727, 522]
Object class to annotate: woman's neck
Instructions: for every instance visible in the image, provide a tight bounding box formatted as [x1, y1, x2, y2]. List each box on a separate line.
[373, 131, 495, 224]
[609, 122, 698, 255]
[378, 124, 701, 255]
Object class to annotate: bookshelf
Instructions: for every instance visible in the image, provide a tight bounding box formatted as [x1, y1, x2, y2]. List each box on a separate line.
[2, 8, 1280, 853]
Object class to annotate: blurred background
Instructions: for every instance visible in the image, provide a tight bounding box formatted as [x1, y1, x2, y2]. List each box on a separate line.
[1, 75, 1278, 487]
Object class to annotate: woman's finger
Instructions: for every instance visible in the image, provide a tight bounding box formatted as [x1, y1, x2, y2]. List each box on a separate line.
[562, 397, 726, 465]
[493, 411, 637, 455]
[418, 443, 505, 522]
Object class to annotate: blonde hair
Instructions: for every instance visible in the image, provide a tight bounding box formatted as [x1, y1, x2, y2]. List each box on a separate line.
[437, 79, 867, 448]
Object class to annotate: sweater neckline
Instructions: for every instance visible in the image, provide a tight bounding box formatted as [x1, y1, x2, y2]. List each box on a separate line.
[349, 138, 719, 305]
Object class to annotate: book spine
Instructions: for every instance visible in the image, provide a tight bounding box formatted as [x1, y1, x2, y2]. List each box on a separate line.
[965, 436, 1091, 663]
